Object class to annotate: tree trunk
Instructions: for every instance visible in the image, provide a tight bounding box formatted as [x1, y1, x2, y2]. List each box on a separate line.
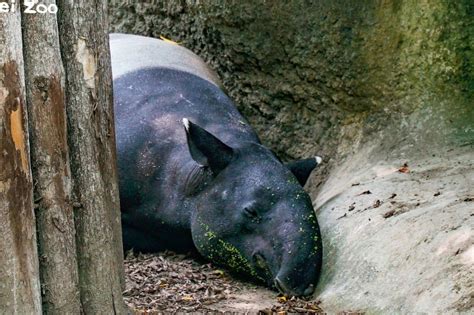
[57, 0, 125, 313]
[0, 2, 42, 314]
[21, 1, 81, 314]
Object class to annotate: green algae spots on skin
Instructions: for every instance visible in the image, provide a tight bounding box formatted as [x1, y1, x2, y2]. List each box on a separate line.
[299, 212, 321, 258]
[287, 176, 298, 185]
[309, 233, 320, 258]
[205, 230, 217, 240]
[216, 239, 261, 277]
[197, 220, 265, 282]
[305, 213, 319, 227]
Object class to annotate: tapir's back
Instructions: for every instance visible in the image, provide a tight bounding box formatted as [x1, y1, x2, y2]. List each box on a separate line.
[110, 33, 257, 145]
[110, 33, 258, 219]
[110, 33, 221, 87]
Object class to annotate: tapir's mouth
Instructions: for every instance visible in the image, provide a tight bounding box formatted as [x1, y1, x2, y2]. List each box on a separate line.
[252, 253, 273, 284]
[274, 277, 286, 294]
[274, 276, 316, 297]
[252, 253, 315, 296]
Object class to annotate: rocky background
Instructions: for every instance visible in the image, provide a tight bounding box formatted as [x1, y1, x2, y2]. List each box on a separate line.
[109, 1, 473, 313]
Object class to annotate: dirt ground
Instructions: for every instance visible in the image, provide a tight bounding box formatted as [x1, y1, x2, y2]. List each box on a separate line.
[124, 251, 329, 314]
[312, 144, 474, 313]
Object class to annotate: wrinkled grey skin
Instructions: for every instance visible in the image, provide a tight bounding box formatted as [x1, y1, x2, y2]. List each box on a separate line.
[111, 34, 322, 296]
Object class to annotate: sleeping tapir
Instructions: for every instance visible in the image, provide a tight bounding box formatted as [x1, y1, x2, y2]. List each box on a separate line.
[110, 34, 323, 296]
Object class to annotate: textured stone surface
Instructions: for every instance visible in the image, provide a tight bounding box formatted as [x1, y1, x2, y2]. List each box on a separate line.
[109, 1, 473, 312]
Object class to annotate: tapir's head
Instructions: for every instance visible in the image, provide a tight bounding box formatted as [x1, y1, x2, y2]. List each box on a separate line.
[183, 119, 323, 297]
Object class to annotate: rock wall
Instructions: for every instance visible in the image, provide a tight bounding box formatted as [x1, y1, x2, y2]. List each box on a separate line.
[109, 1, 473, 313]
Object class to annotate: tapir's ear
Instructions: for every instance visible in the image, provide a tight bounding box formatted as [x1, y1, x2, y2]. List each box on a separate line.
[286, 156, 322, 186]
[183, 118, 234, 175]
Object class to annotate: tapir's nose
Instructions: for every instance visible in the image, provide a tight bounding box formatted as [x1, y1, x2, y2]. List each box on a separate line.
[273, 228, 321, 296]
[274, 276, 315, 297]
[304, 284, 315, 296]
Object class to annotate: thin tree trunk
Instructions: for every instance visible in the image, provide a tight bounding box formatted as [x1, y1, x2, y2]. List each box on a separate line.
[21, 1, 81, 313]
[0, 2, 42, 313]
[57, 0, 125, 313]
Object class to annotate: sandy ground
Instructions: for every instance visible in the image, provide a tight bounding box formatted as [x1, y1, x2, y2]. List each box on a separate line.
[312, 144, 474, 313]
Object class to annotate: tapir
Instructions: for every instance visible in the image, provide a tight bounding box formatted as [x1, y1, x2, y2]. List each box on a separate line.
[110, 33, 323, 296]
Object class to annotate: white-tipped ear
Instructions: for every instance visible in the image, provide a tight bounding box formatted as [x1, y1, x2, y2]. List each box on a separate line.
[182, 118, 190, 131]
[183, 118, 234, 175]
[285, 157, 321, 186]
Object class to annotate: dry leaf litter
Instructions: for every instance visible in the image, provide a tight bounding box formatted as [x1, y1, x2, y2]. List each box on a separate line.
[124, 251, 328, 314]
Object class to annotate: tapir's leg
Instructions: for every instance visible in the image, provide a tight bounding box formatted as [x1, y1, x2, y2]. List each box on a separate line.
[122, 223, 164, 253]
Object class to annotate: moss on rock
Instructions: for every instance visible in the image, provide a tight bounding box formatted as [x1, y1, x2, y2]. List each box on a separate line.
[109, 0, 472, 166]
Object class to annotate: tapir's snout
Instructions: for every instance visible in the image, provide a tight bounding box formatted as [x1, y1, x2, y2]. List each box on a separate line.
[272, 256, 320, 296]
[269, 206, 323, 297]
[274, 274, 316, 297]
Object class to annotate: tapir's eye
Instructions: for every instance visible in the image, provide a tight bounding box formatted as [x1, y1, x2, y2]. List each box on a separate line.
[244, 207, 259, 219]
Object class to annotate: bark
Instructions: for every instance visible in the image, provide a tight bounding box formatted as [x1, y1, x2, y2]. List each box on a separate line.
[57, 0, 125, 313]
[21, 1, 81, 314]
[0, 1, 42, 313]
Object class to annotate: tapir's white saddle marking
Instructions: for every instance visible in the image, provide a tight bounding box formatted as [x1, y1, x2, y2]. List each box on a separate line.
[109, 33, 221, 87]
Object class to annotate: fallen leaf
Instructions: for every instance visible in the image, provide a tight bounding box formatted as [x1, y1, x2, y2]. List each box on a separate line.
[277, 296, 287, 303]
[383, 210, 396, 218]
[337, 213, 348, 220]
[373, 200, 382, 208]
[398, 163, 410, 173]
[159, 35, 180, 45]
[212, 269, 225, 276]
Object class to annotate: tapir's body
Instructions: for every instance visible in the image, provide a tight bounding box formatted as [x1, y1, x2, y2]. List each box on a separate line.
[110, 34, 322, 296]
[112, 34, 259, 251]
